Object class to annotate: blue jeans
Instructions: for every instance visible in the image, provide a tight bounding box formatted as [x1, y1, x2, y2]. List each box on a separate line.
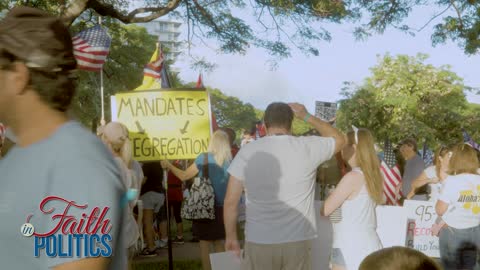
[439, 225, 480, 270]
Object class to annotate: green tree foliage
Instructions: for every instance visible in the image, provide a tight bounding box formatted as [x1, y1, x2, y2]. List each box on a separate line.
[208, 88, 258, 132]
[336, 54, 476, 147]
[3, 1, 480, 58]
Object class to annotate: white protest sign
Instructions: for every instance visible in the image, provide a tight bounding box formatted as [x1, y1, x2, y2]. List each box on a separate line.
[403, 200, 440, 257]
[210, 251, 242, 270]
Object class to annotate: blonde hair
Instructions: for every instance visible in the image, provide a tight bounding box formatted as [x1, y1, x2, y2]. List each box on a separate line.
[434, 145, 450, 178]
[208, 130, 232, 166]
[347, 128, 384, 204]
[448, 143, 479, 175]
[359, 246, 441, 270]
[102, 122, 133, 169]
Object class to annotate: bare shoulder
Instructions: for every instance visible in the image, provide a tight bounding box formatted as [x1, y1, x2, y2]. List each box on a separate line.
[339, 171, 365, 187]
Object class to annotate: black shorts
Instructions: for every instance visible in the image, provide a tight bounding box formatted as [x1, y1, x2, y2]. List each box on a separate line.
[192, 207, 225, 241]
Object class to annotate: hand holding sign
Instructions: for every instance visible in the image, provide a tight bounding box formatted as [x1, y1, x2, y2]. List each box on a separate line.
[225, 238, 241, 258]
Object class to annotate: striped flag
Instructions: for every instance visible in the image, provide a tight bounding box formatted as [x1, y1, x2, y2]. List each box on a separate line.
[381, 139, 402, 205]
[143, 48, 164, 79]
[72, 25, 111, 72]
[463, 130, 480, 151]
[135, 44, 171, 90]
[381, 161, 402, 205]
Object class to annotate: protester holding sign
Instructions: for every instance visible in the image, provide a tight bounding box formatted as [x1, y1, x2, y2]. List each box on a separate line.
[322, 127, 384, 270]
[161, 130, 232, 270]
[436, 143, 480, 270]
[0, 7, 125, 270]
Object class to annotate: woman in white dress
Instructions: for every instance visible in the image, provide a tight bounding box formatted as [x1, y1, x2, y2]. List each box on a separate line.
[407, 145, 451, 201]
[322, 127, 384, 270]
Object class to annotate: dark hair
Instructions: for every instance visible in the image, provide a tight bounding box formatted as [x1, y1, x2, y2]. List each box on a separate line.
[400, 138, 418, 152]
[264, 102, 293, 130]
[0, 7, 77, 112]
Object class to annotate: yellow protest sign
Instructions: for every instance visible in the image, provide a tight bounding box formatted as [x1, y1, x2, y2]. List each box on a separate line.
[111, 89, 211, 161]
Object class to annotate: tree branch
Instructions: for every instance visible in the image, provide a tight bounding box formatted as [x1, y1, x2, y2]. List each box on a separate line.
[63, 0, 182, 25]
[89, 0, 182, 23]
[449, 0, 464, 30]
[415, 4, 452, 32]
[191, 0, 222, 34]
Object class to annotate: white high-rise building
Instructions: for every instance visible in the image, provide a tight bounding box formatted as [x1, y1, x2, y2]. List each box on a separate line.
[141, 20, 182, 62]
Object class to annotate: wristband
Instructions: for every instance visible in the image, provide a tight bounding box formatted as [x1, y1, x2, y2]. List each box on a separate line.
[303, 113, 311, 123]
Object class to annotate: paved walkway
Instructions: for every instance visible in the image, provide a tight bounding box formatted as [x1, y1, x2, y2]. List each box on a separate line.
[134, 242, 201, 264]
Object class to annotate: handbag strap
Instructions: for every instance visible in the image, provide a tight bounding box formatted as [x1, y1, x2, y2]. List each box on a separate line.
[203, 153, 209, 179]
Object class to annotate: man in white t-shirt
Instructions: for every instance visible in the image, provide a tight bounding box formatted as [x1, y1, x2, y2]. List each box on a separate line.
[224, 102, 346, 270]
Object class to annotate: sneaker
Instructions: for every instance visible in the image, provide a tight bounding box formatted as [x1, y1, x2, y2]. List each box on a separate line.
[140, 248, 157, 257]
[156, 239, 168, 249]
[172, 236, 185, 244]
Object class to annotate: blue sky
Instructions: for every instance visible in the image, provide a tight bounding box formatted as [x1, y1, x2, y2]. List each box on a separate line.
[164, 5, 480, 113]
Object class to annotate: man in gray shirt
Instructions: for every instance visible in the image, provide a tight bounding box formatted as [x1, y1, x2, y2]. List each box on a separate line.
[0, 7, 124, 270]
[399, 138, 426, 201]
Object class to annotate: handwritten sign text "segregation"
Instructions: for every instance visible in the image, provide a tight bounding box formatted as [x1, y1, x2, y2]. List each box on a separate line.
[111, 90, 212, 161]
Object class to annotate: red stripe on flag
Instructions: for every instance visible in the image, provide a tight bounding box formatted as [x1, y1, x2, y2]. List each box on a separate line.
[74, 50, 110, 56]
[73, 54, 107, 64]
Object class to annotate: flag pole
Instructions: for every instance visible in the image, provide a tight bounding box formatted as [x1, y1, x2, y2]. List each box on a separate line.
[99, 16, 105, 126]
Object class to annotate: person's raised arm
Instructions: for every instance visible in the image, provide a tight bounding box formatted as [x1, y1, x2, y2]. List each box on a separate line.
[322, 173, 358, 216]
[406, 171, 432, 199]
[160, 160, 199, 181]
[289, 103, 346, 154]
[224, 176, 244, 257]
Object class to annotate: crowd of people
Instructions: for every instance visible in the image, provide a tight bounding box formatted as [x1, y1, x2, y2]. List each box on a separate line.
[1, 5, 480, 270]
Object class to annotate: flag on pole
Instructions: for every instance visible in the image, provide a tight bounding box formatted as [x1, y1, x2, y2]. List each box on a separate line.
[196, 73, 204, 88]
[135, 44, 171, 90]
[72, 25, 111, 72]
[196, 73, 219, 131]
[463, 130, 480, 151]
[422, 142, 434, 167]
[380, 139, 402, 205]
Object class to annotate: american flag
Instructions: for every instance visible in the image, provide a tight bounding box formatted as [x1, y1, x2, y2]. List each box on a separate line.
[422, 143, 434, 167]
[463, 130, 480, 151]
[72, 25, 111, 72]
[380, 139, 402, 205]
